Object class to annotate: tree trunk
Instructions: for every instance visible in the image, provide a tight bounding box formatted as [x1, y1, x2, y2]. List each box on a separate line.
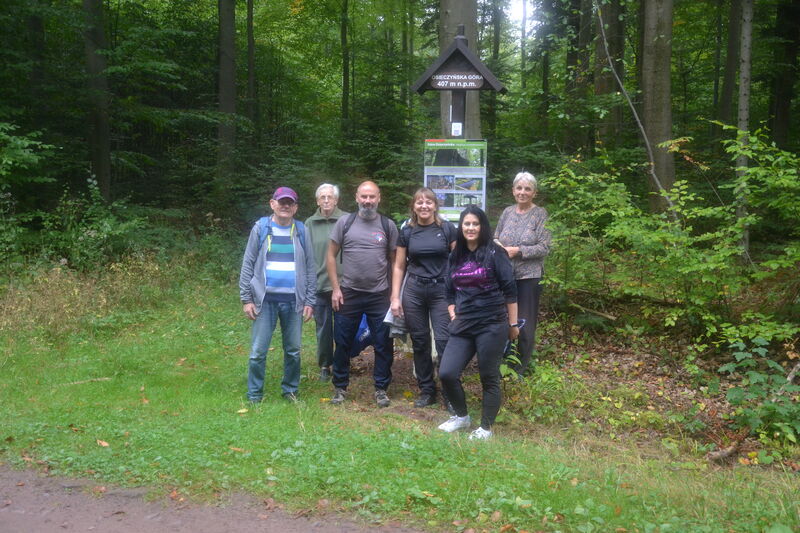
[440, 0, 481, 139]
[595, 0, 625, 148]
[565, 0, 593, 153]
[718, 0, 741, 132]
[736, 0, 753, 255]
[246, 0, 260, 144]
[539, 0, 555, 137]
[768, 0, 800, 148]
[341, 0, 350, 138]
[641, 0, 675, 211]
[487, 0, 501, 140]
[520, 0, 527, 89]
[711, 0, 723, 136]
[82, 0, 112, 202]
[217, 0, 236, 200]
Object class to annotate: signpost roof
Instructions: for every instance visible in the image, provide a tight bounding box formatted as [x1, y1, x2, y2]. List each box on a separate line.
[411, 31, 506, 94]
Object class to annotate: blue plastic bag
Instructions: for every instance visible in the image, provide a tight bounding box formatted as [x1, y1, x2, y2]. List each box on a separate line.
[350, 314, 373, 358]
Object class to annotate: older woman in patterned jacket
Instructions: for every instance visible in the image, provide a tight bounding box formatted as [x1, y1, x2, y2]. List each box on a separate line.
[494, 172, 551, 377]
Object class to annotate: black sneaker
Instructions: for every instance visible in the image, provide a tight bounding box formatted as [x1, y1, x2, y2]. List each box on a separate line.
[331, 388, 346, 405]
[375, 389, 390, 408]
[413, 393, 437, 408]
[319, 367, 332, 382]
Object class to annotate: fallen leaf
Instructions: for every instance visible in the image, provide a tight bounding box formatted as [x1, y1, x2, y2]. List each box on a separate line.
[452, 520, 469, 526]
[491, 510, 502, 522]
[570, 477, 579, 486]
[263, 498, 277, 510]
[320, 398, 330, 403]
[316, 499, 330, 510]
[96, 439, 109, 447]
[176, 358, 187, 366]
[139, 386, 145, 392]
[169, 489, 179, 500]
[229, 447, 247, 453]
[16, 482, 24, 487]
[140, 397, 149, 405]
[236, 408, 249, 414]
[499, 524, 515, 532]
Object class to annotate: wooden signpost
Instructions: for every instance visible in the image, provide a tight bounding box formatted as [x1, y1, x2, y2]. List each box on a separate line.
[411, 24, 506, 139]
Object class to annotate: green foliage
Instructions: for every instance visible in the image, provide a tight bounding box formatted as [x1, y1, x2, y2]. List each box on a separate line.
[719, 338, 800, 444]
[545, 137, 799, 347]
[0, 121, 53, 190]
[38, 179, 143, 271]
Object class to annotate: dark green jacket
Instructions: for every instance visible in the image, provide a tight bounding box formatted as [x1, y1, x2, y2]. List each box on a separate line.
[305, 207, 347, 293]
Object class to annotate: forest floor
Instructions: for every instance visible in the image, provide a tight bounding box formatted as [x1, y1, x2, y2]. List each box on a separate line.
[0, 465, 423, 533]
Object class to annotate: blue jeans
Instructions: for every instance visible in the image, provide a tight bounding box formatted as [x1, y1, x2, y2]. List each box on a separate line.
[247, 300, 302, 401]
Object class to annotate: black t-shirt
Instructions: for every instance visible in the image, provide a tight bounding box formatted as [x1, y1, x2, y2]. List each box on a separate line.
[397, 221, 457, 279]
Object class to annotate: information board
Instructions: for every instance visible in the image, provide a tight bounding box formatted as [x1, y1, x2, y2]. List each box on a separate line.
[423, 139, 487, 222]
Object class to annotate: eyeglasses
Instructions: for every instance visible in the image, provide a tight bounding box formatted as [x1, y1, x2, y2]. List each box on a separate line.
[277, 198, 297, 207]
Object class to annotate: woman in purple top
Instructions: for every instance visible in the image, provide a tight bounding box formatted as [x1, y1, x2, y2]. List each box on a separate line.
[436, 205, 519, 441]
[494, 172, 551, 377]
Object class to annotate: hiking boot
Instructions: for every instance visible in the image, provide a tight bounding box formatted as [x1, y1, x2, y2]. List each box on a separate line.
[437, 415, 471, 433]
[282, 392, 298, 403]
[468, 427, 493, 441]
[330, 388, 346, 405]
[319, 367, 332, 382]
[413, 393, 437, 408]
[375, 389, 391, 408]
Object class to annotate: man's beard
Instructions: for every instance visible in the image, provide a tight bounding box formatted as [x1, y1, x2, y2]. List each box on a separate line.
[358, 204, 378, 219]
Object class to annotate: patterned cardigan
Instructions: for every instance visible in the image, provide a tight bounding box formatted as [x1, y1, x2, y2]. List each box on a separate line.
[494, 205, 551, 279]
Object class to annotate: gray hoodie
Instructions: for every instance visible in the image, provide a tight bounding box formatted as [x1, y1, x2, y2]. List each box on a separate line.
[239, 216, 317, 313]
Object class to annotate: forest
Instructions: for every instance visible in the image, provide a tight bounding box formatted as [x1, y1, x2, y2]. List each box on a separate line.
[1, 0, 799, 528]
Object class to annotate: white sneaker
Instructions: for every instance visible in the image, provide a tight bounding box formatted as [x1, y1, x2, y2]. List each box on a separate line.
[437, 415, 471, 433]
[468, 427, 493, 440]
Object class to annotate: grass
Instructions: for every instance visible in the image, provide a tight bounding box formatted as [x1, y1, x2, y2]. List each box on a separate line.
[1, 259, 799, 532]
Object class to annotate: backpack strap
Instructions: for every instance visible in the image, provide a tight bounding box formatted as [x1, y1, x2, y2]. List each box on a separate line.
[257, 216, 306, 253]
[256, 216, 271, 251]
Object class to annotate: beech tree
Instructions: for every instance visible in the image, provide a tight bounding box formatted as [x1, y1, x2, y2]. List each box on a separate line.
[82, 0, 112, 201]
[216, 0, 236, 203]
[641, 0, 675, 211]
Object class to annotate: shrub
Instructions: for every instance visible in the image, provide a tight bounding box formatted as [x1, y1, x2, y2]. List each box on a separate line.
[38, 179, 143, 270]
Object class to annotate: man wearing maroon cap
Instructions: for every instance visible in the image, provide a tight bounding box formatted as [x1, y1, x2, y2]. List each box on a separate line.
[239, 186, 316, 403]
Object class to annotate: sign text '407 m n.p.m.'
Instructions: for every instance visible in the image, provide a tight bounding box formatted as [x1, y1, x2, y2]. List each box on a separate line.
[430, 73, 485, 89]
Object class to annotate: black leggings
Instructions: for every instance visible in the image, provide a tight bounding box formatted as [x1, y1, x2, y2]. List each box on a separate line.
[438, 320, 507, 429]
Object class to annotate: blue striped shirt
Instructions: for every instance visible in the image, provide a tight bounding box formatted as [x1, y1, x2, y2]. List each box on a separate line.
[264, 221, 296, 302]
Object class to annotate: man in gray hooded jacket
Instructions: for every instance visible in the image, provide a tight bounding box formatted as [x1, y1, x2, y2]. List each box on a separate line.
[239, 186, 316, 402]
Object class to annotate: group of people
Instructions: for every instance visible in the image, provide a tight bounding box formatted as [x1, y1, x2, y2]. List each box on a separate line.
[238, 174, 551, 440]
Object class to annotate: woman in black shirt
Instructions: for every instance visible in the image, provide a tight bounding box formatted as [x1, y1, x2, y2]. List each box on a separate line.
[391, 188, 457, 408]
[437, 205, 518, 440]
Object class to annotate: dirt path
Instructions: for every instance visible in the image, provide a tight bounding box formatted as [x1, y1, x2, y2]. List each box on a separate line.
[0, 466, 424, 533]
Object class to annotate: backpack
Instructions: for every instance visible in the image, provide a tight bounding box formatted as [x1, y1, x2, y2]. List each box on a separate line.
[340, 212, 395, 259]
[399, 219, 456, 249]
[341, 212, 394, 241]
[256, 216, 307, 254]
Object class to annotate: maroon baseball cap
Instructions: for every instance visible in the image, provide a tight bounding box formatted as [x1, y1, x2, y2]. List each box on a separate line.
[272, 187, 298, 202]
